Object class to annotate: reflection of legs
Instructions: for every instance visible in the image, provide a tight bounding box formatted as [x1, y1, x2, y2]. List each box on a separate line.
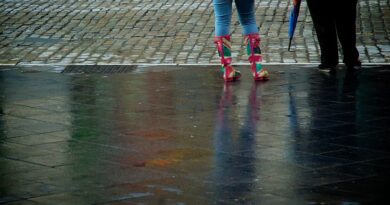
[214, 83, 257, 200]
[239, 83, 259, 150]
[213, 84, 234, 200]
[235, 0, 258, 35]
[335, 0, 360, 68]
[213, 0, 232, 36]
[306, 0, 338, 67]
[215, 84, 233, 149]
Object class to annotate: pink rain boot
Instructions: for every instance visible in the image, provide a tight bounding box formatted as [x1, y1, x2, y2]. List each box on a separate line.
[214, 35, 241, 82]
[245, 33, 269, 81]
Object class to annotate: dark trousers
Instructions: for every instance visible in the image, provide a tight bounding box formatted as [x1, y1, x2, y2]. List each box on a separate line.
[306, 0, 360, 67]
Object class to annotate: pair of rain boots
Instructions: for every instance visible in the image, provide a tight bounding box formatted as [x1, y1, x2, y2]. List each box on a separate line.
[214, 34, 269, 82]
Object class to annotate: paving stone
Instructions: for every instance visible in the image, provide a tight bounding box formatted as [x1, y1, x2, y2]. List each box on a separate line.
[0, 0, 388, 64]
[0, 64, 390, 204]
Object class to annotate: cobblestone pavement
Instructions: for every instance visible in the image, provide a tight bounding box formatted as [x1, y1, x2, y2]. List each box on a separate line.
[1, 65, 390, 204]
[0, 0, 389, 65]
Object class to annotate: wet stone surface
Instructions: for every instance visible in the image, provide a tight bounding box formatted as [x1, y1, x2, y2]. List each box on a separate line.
[0, 65, 390, 204]
[0, 0, 389, 64]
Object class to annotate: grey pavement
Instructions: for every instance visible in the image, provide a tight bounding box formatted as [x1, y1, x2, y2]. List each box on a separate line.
[1, 64, 390, 204]
[0, 0, 389, 65]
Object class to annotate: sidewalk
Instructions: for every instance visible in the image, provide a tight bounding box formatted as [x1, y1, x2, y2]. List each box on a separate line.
[0, 64, 389, 204]
[1, 0, 390, 204]
[0, 0, 389, 65]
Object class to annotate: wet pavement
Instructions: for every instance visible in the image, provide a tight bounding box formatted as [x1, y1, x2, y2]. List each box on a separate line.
[1, 65, 390, 204]
[0, 0, 389, 64]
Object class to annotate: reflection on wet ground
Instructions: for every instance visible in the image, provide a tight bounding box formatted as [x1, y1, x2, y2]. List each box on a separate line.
[0, 65, 389, 204]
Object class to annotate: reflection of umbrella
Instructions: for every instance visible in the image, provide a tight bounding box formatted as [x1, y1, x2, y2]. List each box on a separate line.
[288, 0, 302, 51]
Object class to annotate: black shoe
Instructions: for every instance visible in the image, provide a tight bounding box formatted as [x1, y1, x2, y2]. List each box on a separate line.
[317, 64, 337, 73]
[346, 60, 362, 72]
[346, 66, 362, 78]
[347, 64, 362, 72]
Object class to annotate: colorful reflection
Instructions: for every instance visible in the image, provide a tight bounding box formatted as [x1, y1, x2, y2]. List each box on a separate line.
[213, 82, 260, 202]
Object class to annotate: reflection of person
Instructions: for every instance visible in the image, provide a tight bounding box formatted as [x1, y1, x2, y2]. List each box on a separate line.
[213, 0, 269, 81]
[306, 0, 361, 72]
[213, 83, 259, 202]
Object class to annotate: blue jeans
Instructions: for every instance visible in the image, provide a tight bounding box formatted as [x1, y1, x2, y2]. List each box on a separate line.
[213, 0, 258, 36]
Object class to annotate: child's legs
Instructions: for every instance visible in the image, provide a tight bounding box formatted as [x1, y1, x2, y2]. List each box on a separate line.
[213, 0, 233, 36]
[235, 0, 258, 35]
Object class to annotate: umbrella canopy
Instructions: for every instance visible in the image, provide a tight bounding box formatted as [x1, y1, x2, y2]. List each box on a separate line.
[288, 0, 302, 51]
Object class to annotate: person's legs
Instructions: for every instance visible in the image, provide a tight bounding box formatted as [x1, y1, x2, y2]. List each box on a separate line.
[335, 0, 360, 69]
[213, 0, 241, 81]
[213, 0, 233, 36]
[244, 33, 269, 80]
[235, 0, 258, 35]
[306, 0, 339, 69]
[214, 35, 241, 81]
[236, 0, 268, 80]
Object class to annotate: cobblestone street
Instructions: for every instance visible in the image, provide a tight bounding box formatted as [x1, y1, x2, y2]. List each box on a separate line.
[0, 0, 389, 65]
